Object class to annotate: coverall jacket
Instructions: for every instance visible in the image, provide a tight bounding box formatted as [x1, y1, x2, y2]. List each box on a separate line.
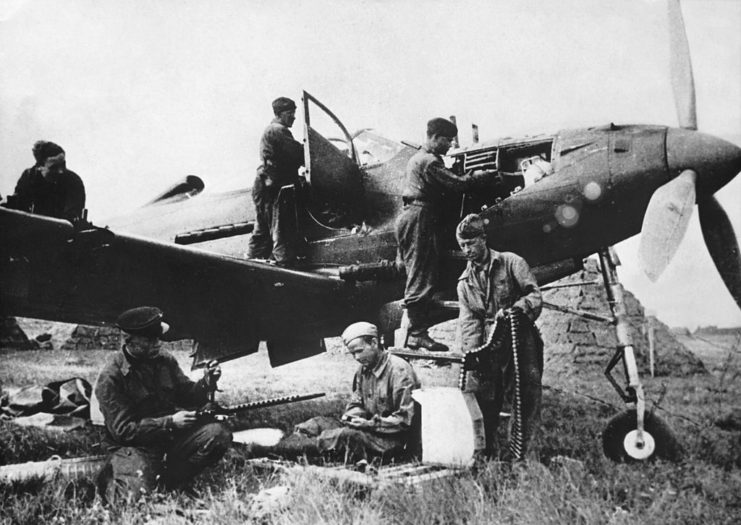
[95, 350, 231, 501]
[10, 166, 85, 221]
[457, 249, 544, 457]
[396, 146, 476, 335]
[247, 118, 304, 263]
[296, 351, 421, 461]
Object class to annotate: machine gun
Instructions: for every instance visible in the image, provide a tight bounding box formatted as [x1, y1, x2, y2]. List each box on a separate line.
[196, 392, 326, 422]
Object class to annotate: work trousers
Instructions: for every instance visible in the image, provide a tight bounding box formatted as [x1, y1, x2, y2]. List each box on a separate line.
[99, 422, 232, 503]
[247, 183, 295, 264]
[292, 416, 408, 463]
[467, 322, 543, 458]
[395, 204, 441, 336]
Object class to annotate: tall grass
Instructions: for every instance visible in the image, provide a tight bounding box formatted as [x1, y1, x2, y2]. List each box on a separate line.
[1, 345, 740, 524]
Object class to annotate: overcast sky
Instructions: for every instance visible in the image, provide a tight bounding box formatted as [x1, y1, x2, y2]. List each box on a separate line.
[1, 0, 739, 329]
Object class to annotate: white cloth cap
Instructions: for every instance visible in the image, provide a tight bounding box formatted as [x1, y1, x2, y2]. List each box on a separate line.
[341, 322, 378, 346]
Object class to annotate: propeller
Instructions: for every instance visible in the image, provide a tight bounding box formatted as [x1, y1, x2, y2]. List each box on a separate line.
[638, 170, 696, 281]
[698, 196, 741, 309]
[667, 0, 696, 130]
[637, 0, 741, 311]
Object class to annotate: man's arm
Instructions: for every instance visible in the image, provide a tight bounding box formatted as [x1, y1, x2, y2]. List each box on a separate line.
[8, 169, 35, 212]
[167, 355, 210, 408]
[260, 126, 304, 187]
[62, 171, 86, 221]
[511, 257, 542, 322]
[458, 280, 485, 352]
[425, 158, 490, 195]
[95, 373, 175, 445]
[342, 369, 369, 419]
[370, 365, 419, 434]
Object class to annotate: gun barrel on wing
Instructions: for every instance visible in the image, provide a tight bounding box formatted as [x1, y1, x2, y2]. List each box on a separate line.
[196, 392, 326, 422]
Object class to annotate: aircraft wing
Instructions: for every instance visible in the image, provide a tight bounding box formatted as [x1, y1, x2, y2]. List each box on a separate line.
[0, 207, 349, 368]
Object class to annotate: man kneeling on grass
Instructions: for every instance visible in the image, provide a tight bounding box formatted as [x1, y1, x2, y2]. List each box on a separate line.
[270, 322, 421, 463]
[95, 306, 232, 503]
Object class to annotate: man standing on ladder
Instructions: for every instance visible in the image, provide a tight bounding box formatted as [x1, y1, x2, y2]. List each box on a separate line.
[456, 213, 544, 460]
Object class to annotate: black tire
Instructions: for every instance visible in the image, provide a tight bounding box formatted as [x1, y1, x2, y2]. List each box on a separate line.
[602, 409, 683, 462]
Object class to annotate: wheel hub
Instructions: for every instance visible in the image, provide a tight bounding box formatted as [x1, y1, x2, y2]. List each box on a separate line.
[623, 429, 656, 460]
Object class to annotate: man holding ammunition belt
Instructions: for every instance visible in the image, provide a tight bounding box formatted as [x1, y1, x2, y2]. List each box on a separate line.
[456, 214, 543, 459]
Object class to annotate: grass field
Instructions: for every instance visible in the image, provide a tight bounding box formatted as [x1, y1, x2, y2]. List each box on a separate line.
[1, 338, 740, 524]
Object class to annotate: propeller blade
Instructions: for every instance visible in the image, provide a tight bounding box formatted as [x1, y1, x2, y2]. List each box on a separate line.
[667, 0, 697, 130]
[638, 169, 697, 281]
[698, 196, 741, 310]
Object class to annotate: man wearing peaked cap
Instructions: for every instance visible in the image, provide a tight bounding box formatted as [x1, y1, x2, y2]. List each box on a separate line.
[395, 118, 490, 352]
[115, 306, 170, 338]
[270, 321, 421, 462]
[247, 95, 305, 267]
[456, 213, 544, 460]
[94, 306, 231, 503]
[4, 140, 86, 221]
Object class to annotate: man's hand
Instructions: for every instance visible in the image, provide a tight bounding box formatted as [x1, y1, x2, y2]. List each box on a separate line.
[203, 360, 221, 396]
[495, 308, 506, 322]
[342, 415, 375, 429]
[171, 410, 197, 429]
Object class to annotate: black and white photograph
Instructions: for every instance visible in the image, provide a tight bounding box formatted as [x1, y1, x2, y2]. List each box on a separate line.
[0, 0, 739, 523]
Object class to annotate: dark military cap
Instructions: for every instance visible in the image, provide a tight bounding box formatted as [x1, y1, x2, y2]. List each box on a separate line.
[456, 213, 486, 240]
[272, 97, 297, 115]
[35, 141, 65, 163]
[426, 117, 458, 138]
[116, 306, 170, 338]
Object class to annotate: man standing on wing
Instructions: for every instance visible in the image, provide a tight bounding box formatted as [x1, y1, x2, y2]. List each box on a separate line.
[396, 117, 487, 352]
[5, 140, 86, 221]
[456, 213, 543, 459]
[247, 96, 305, 267]
[95, 306, 232, 502]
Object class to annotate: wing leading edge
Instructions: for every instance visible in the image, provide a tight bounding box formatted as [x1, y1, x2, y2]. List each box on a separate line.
[0, 208, 347, 368]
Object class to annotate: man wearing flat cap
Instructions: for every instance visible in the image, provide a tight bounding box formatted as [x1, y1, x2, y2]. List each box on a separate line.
[4, 140, 86, 221]
[247, 96, 305, 266]
[94, 306, 232, 502]
[396, 117, 488, 352]
[456, 213, 543, 459]
[273, 321, 421, 462]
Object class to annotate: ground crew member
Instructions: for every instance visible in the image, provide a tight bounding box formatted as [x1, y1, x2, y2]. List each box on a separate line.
[271, 322, 421, 462]
[456, 213, 543, 459]
[396, 117, 486, 352]
[247, 96, 305, 266]
[94, 307, 232, 502]
[4, 141, 85, 221]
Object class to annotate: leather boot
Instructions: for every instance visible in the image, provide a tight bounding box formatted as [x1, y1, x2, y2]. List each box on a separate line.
[407, 333, 449, 352]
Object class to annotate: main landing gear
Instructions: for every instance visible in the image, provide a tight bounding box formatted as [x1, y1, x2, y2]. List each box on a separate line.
[598, 248, 681, 462]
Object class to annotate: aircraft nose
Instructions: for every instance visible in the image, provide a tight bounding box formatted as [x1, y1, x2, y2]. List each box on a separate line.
[666, 128, 741, 197]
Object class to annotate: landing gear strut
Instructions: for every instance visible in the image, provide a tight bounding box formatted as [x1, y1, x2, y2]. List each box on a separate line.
[598, 248, 680, 462]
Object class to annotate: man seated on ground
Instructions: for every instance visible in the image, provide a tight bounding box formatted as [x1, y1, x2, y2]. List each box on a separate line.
[4, 140, 86, 221]
[95, 306, 232, 502]
[269, 321, 421, 463]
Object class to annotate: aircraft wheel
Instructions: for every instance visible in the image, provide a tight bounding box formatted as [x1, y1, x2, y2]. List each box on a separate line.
[602, 409, 682, 462]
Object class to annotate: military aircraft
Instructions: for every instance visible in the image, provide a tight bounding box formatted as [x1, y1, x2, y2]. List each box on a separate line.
[1, 0, 739, 461]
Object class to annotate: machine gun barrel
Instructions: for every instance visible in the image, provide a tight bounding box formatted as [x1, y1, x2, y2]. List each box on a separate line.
[197, 392, 326, 421]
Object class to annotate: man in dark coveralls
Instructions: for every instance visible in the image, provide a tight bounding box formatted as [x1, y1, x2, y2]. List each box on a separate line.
[247, 96, 305, 266]
[95, 307, 232, 502]
[396, 117, 487, 352]
[4, 141, 85, 221]
[456, 214, 543, 459]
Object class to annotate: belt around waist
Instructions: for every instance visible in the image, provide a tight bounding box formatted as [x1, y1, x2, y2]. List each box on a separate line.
[402, 197, 431, 206]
